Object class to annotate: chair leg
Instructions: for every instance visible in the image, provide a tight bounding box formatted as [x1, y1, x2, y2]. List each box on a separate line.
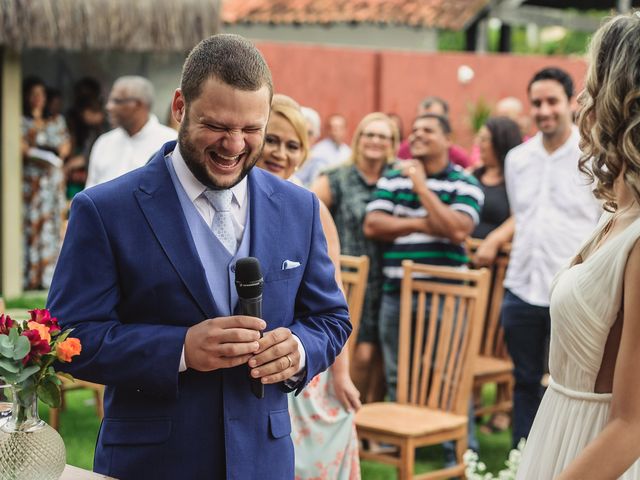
[94, 387, 104, 419]
[368, 351, 387, 403]
[398, 439, 415, 480]
[456, 435, 468, 479]
[49, 407, 60, 431]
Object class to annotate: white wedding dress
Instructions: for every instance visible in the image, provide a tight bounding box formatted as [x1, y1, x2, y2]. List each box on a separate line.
[517, 212, 640, 479]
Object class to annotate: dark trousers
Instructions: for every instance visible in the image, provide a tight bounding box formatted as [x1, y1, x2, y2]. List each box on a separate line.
[501, 289, 550, 447]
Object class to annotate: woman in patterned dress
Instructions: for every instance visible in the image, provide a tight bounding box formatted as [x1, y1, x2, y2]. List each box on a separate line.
[256, 94, 361, 480]
[21, 76, 70, 289]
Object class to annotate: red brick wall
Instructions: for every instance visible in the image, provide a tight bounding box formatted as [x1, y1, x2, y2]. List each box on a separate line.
[256, 41, 587, 150]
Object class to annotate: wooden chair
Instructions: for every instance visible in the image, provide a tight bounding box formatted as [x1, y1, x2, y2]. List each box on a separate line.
[339, 254, 370, 359]
[49, 376, 104, 431]
[355, 261, 491, 479]
[466, 238, 514, 418]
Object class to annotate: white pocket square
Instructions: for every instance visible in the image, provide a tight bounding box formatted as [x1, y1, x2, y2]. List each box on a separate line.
[282, 260, 301, 270]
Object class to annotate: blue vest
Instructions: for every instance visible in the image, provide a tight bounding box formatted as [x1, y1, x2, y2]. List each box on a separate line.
[165, 155, 251, 315]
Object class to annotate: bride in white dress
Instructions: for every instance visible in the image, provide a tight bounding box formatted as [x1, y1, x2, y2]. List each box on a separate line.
[517, 12, 640, 479]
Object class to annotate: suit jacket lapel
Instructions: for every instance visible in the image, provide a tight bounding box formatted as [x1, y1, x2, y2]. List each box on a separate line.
[134, 143, 218, 318]
[248, 169, 283, 277]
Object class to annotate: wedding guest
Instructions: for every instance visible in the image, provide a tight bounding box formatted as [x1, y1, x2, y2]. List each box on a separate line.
[499, 67, 601, 447]
[471, 117, 522, 266]
[21, 76, 68, 290]
[312, 112, 399, 407]
[256, 94, 361, 479]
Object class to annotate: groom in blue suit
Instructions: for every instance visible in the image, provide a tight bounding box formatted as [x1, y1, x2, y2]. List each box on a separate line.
[47, 34, 350, 480]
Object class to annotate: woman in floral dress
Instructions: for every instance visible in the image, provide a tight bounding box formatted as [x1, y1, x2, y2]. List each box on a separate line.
[21, 77, 69, 289]
[255, 94, 361, 479]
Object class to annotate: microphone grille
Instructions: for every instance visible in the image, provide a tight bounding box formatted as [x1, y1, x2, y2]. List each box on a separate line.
[234, 257, 263, 298]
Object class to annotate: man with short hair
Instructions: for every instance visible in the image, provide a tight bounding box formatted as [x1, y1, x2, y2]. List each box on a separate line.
[48, 35, 350, 480]
[364, 113, 483, 400]
[398, 96, 473, 168]
[296, 113, 352, 186]
[498, 67, 601, 446]
[85, 75, 176, 188]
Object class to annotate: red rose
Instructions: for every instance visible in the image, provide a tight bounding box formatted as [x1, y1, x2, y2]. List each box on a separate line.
[0, 314, 15, 335]
[21, 329, 52, 365]
[28, 308, 60, 333]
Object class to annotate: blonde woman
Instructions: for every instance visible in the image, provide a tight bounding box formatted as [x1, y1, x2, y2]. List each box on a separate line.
[517, 13, 640, 479]
[312, 113, 399, 408]
[256, 94, 361, 479]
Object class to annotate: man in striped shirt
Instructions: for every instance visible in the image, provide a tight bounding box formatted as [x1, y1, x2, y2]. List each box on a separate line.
[364, 113, 484, 400]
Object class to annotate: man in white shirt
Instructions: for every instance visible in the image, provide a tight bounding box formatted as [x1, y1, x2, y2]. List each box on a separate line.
[296, 113, 351, 186]
[500, 68, 601, 447]
[85, 76, 176, 188]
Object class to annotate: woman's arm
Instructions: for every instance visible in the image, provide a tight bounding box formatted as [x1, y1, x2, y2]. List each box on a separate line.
[472, 216, 514, 267]
[318, 201, 361, 412]
[310, 174, 333, 210]
[556, 239, 640, 479]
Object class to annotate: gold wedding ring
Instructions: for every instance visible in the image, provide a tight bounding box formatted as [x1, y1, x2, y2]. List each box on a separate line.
[285, 354, 293, 369]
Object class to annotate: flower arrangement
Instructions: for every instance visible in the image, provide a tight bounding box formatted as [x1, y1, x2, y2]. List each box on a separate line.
[464, 439, 526, 480]
[0, 308, 81, 410]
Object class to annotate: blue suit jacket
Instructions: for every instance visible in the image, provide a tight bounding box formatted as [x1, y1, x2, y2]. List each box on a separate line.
[47, 142, 351, 480]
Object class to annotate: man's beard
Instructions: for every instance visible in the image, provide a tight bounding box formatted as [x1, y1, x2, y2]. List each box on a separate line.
[178, 117, 264, 190]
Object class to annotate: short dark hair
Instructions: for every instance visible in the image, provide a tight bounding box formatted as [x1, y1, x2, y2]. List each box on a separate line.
[420, 96, 449, 116]
[527, 67, 574, 99]
[414, 113, 451, 135]
[22, 75, 49, 118]
[180, 34, 273, 104]
[484, 116, 523, 171]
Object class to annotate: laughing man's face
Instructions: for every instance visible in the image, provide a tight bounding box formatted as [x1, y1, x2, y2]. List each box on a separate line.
[174, 77, 271, 190]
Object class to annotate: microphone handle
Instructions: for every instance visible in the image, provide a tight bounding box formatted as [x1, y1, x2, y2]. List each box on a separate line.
[239, 295, 264, 399]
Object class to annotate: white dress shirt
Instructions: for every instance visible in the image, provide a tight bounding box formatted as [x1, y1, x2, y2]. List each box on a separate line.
[86, 114, 177, 188]
[295, 138, 351, 186]
[170, 147, 306, 375]
[504, 127, 602, 307]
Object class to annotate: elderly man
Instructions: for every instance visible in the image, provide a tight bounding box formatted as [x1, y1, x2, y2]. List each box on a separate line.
[85, 75, 176, 188]
[48, 35, 350, 480]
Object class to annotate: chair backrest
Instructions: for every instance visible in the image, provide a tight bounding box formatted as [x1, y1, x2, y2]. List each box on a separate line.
[466, 238, 512, 358]
[396, 261, 490, 415]
[340, 254, 370, 358]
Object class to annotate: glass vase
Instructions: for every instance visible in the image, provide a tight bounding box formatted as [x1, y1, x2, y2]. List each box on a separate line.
[0, 384, 65, 480]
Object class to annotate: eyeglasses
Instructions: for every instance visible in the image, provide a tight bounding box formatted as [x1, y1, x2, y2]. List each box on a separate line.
[361, 132, 391, 141]
[107, 97, 138, 105]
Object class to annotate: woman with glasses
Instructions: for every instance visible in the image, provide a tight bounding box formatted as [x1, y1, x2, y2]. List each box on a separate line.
[312, 113, 399, 411]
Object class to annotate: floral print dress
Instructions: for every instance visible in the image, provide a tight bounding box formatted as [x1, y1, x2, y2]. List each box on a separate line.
[22, 115, 68, 289]
[289, 370, 360, 480]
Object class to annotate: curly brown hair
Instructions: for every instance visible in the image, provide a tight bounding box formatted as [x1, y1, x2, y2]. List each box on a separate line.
[578, 13, 640, 212]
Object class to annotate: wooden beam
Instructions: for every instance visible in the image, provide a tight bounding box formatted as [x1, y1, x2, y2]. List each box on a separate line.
[1, 48, 22, 298]
[493, 5, 601, 32]
[617, 0, 632, 12]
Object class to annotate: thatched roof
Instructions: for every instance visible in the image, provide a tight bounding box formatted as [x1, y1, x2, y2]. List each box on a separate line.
[0, 0, 221, 52]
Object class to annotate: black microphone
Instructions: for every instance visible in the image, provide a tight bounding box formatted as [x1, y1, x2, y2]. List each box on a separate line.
[234, 257, 265, 399]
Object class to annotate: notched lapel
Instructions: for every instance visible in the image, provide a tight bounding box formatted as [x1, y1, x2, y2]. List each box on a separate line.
[249, 170, 284, 277]
[135, 151, 218, 319]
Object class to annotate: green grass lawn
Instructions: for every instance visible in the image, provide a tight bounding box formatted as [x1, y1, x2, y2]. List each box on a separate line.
[8, 294, 512, 477]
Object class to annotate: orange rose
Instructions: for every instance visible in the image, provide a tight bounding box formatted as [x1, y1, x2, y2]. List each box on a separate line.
[27, 321, 51, 343]
[56, 337, 82, 362]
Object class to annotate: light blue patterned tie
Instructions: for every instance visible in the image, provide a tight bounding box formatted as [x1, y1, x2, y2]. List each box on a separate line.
[204, 189, 236, 254]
